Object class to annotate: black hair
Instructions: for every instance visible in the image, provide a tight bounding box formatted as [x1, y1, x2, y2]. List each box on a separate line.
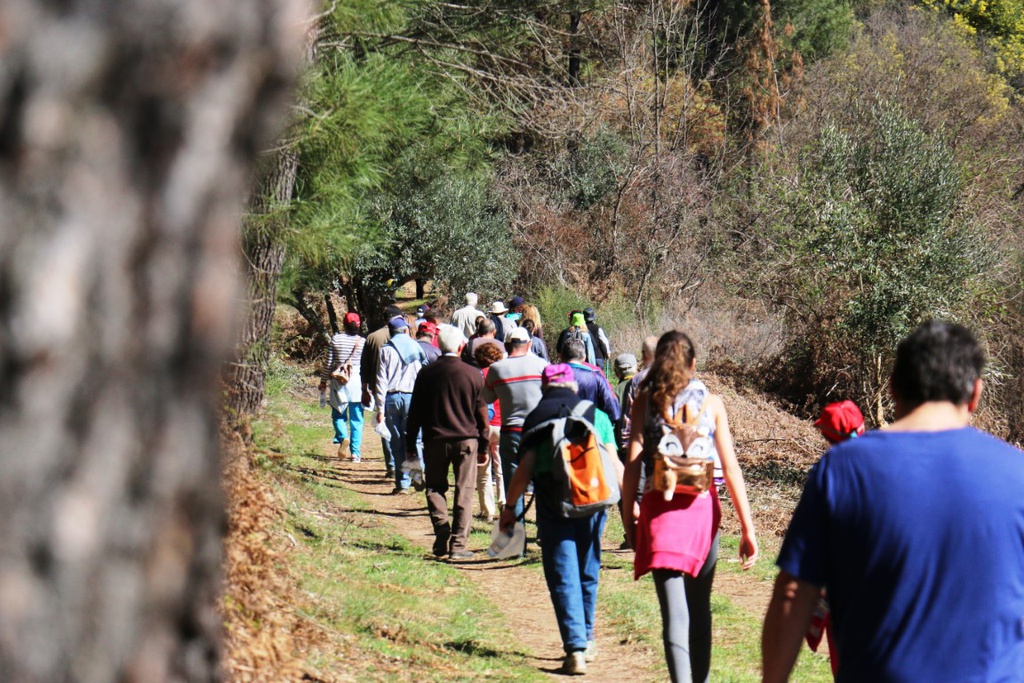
[891, 320, 984, 408]
[344, 320, 360, 334]
[521, 319, 536, 336]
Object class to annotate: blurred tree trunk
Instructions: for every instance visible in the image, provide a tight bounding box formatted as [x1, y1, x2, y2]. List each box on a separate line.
[0, 0, 306, 681]
[224, 152, 298, 424]
[225, 25, 320, 430]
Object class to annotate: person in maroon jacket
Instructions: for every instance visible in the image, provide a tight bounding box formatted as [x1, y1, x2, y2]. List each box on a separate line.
[406, 326, 489, 560]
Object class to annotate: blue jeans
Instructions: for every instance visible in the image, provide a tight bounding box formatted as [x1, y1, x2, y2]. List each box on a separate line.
[331, 403, 364, 456]
[537, 506, 607, 653]
[385, 393, 412, 489]
[499, 430, 523, 518]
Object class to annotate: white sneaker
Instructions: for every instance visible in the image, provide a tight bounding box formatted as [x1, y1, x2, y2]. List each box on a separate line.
[562, 651, 587, 675]
[584, 640, 598, 662]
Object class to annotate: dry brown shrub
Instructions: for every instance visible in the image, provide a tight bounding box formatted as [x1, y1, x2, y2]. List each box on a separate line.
[703, 372, 827, 537]
[221, 430, 334, 682]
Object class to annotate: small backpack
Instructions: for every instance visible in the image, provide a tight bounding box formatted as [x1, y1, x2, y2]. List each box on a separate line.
[523, 400, 621, 518]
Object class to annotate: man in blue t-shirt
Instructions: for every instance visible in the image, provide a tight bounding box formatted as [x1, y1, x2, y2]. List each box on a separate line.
[762, 321, 1024, 683]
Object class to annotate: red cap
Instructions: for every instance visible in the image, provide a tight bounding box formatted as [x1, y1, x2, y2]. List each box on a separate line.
[418, 321, 438, 336]
[344, 312, 360, 326]
[814, 401, 865, 444]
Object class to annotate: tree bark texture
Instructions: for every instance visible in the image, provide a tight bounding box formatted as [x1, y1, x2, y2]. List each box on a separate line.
[0, 1, 306, 682]
[223, 151, 297, 424]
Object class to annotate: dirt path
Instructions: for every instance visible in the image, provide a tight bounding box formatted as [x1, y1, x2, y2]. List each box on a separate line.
[318, 421, 808, 679]
[326, 433, 658, 681]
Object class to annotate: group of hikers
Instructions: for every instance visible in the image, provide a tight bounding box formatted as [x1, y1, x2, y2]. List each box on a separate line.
[318, 296, 1024, 682]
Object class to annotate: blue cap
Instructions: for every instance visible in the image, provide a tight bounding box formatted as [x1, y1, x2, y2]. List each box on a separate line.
[388, 316, 409, 332]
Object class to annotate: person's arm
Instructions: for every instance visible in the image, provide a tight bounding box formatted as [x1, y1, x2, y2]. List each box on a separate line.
[481, 367, 498, 405]
[498, 449, 537, 531]
[598, 327, 611, 358]
[621, 391, 648, 548]
[596, 371, 622, 423]
[374, 348, 391, 421]
[405, 375, 424, 460]
[474, 379, 489, 456]
[762, 571, 821, 683]
[319, 340, 336, 389]
[711, 394, 758, 569]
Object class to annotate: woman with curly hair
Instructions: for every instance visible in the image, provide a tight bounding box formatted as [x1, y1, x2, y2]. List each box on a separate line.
[622, 330, 758, 683]
[474, 342, 507, 521]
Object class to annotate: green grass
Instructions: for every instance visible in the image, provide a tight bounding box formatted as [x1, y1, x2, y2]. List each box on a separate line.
[251, 363, 548, 683]
[253, 357, 834, 682]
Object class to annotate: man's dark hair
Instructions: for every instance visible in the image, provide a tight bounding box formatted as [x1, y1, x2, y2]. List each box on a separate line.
[521, 319, 536, 336]
[891, 320, 984, 407]
[563, 338, 586, 362]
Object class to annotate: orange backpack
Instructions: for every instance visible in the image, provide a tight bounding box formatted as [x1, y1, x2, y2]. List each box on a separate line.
[524, 401, 621, 518]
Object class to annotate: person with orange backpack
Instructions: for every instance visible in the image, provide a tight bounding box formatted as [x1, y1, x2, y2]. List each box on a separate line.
[499, 364, 620, 675]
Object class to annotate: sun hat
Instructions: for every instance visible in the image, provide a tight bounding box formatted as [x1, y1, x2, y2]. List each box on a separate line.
[489, 301, 508, 315]
[507, 327, 530, 344]
[343, 311, 360, 326]
[542, 363, 575, 386]
[570, 312, 586, 328]
[614, 353, 637, 374]
[814, 400, 866, 444]
[388, 315, 409, 332]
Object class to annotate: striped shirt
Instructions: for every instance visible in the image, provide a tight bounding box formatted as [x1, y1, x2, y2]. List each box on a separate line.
[320, 333, 364, 384]
[482, 353, 549, 431]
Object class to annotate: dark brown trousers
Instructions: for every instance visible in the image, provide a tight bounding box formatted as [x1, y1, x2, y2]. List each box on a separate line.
[423, 438, 478, 553]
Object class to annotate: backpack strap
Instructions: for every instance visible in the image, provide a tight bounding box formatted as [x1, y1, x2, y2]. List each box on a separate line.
[522, 400, 595, 446]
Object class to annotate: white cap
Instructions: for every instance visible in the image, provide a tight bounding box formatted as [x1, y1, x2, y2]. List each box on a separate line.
[507, 327, 530, 344]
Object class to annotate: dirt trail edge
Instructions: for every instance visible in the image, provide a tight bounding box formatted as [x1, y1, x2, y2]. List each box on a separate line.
[327, 436, 655, 682]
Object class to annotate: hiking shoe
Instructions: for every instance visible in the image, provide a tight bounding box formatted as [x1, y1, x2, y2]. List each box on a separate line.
[351, 454, 361, 463]
[432, 536, 450, 558]
[385, 468, 395, 479]
[584, 640, 598, 662]
[449, 550, 475, 561]
[561, 651, 587, 675]
[337, 438, 350, 459]
[391, 486, 411, 495]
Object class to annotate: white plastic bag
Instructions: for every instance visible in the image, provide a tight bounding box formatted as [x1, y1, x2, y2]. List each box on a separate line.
[373, 418, 391, 441]
[318, 389, 328, 409]
[486, 520, 525, 559]
[401, 455, 425, 487]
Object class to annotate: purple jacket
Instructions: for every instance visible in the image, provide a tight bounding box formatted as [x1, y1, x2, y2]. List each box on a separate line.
[568, 361, 621, 423]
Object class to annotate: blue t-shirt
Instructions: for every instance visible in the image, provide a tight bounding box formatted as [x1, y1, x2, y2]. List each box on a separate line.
[777, 427, 1024, 682]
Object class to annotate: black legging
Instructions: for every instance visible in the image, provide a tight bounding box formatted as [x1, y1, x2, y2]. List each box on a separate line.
[652, 533, 720, 683]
